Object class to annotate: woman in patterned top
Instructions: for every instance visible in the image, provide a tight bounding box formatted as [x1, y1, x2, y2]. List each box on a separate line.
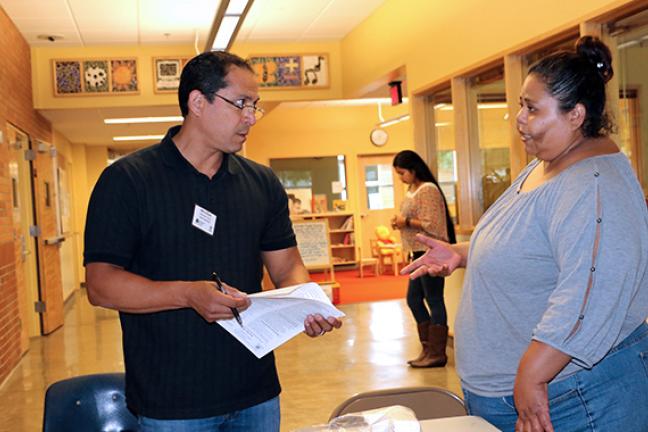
[391, 150, 456, 367]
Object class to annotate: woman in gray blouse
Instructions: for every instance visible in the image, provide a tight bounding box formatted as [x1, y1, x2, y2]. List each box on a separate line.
[402, 36, 648, 432]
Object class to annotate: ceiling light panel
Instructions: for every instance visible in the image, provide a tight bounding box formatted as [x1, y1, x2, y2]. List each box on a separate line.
[104, 116, 183, 124]
[226, 0, 249, 14]
[213, 15, 240, 50]
[113, 135, 165, 142]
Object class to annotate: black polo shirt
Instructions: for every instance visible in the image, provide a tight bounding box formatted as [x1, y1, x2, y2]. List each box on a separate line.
[84, 125, 296, 419]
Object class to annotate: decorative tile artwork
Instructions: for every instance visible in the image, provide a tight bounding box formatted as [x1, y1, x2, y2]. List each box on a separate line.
[83, 60, 109, 93]
[249, 54, 329, 89]
[111, 59, 138, 93]
[53, 58, 139, 96]
[153, 57, 190, 93]
[54, 61, 82, 94]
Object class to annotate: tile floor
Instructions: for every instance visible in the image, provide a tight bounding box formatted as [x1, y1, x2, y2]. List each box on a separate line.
[0, 289, 461, 431]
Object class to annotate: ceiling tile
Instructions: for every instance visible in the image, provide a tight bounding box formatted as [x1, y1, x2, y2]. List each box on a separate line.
[302, 0, 386, 39]
[139, 31, 202, 44]
[139, 0, 218, 28]
[81, 31, 139, 44]
[12, 18, 77, 31]
[21, 30, 82, 45]
[0, 0, 70, 18]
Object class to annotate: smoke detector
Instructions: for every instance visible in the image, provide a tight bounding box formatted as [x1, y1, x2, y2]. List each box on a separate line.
[37, 34, 64, 42]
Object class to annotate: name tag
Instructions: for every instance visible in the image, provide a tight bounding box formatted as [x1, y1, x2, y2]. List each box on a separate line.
[192, 204, 216, 235]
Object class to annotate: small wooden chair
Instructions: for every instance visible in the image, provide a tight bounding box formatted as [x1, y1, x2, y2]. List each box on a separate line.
[370, 238, 403, 276]
[357, 246, 379, 278]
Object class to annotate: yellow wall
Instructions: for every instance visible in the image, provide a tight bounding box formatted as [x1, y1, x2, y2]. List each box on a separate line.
[53, 129, 73, 160]
[79, 146, 108, 282]
[246, 101, 412, 252]
[70, 143, 89, 283]
[341, 0, 636, 96]
[84, 146, 108, 196]
[52, 130, 81, 293]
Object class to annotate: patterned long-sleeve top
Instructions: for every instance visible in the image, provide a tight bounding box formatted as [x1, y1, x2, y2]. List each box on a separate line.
[399, 182, 448, 253]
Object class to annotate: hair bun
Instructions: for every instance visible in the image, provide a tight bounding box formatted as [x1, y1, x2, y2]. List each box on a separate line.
[575, 36, 614, 83]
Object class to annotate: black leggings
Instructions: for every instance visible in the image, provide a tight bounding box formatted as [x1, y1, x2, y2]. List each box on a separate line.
[406, 251, 447, 325]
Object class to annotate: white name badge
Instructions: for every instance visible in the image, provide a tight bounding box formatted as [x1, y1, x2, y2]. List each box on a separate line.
[192, 204, 217, 235]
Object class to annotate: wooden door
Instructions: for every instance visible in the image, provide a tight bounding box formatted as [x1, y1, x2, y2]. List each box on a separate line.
[32, 139, 64, 334]
[357, 154, 405, 259]
[7, 124, 40, 345]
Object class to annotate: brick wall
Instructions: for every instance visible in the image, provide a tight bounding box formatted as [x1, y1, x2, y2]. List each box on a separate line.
[0, 5, 59, 384]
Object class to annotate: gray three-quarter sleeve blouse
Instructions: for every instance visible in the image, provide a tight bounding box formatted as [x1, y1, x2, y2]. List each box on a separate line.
[455, 152, 648, 397]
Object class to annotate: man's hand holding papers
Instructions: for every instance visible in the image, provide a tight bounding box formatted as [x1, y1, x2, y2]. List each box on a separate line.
[217, 282, 344, 358]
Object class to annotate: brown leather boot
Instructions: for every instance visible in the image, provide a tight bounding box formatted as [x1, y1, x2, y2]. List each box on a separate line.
[410, 324, 448, 368]
[407, 322, 430, 365]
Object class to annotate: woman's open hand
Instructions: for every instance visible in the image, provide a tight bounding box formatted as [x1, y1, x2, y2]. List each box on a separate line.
[400, 234, 463, 278]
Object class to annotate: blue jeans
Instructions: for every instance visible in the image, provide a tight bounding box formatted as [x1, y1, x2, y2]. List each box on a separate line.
[138, 396, 280, 432]
[463, 321, 648, 432]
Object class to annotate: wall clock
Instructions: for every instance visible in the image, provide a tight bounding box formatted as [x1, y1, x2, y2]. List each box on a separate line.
[369, 128, 388, 147]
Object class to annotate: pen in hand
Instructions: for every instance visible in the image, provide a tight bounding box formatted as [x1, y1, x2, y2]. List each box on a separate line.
[211, 272, 244, 327]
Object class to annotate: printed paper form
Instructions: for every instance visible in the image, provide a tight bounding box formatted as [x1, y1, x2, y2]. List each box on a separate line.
[217, 282, 345, 358]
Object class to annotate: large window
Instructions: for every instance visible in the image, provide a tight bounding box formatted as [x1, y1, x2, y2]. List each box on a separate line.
[469, 68, 511, 213]
[364, 163, 394, 210]
[611, 8, 648, 191]
[428, 88, 458, 223]
[270, 156, 347, 213]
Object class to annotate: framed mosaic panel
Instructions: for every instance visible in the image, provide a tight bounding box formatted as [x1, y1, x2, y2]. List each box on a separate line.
[153, 57, 190, 93]
[248, 54, 329, 89]
[53, 58, 139, 96]
[302, 54, 329, 88]
[82, 60, 109, 93]
[53, 60, 82, 95]
[111, 59, 138, 93]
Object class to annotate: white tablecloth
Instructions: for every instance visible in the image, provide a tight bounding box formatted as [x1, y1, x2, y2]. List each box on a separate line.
[420, 416, 501, 431]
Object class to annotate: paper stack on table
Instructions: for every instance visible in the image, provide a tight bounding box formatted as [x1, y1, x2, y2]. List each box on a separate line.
[217, 282, 345, 358]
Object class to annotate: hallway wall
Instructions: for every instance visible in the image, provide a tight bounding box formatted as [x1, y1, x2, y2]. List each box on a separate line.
[341, 0, 639, 95]
[0, 5, 59, 384]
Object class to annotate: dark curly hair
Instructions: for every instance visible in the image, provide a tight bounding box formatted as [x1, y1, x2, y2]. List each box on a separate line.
[528, 36, 615, 137]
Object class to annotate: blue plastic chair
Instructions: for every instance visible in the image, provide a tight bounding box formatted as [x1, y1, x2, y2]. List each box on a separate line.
[43, 373, 138, 432]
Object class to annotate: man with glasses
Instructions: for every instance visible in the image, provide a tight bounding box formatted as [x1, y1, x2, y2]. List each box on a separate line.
[83, 51, 341, 431]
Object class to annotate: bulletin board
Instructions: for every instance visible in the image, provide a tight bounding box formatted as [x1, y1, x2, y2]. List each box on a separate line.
[293, 221, 335, 281]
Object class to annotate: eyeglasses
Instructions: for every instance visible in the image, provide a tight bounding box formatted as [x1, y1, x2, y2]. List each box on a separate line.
[213, 93, 264, 120]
